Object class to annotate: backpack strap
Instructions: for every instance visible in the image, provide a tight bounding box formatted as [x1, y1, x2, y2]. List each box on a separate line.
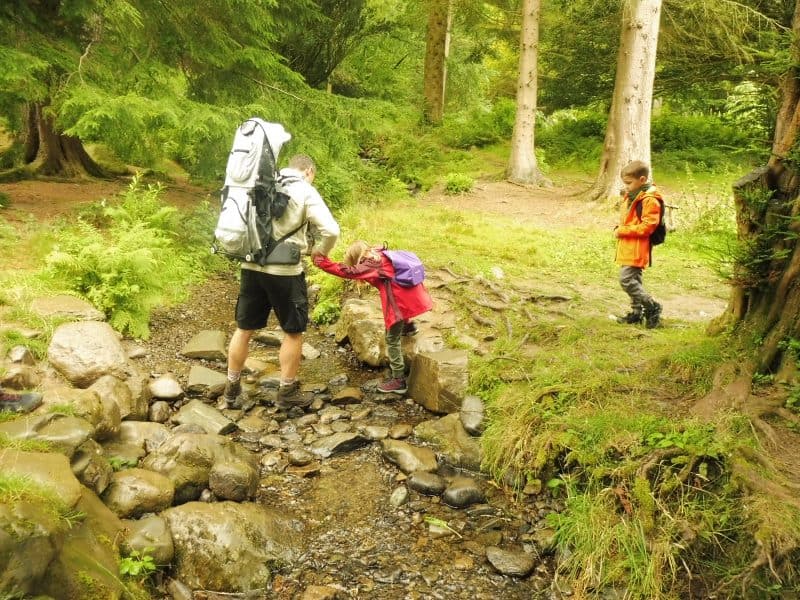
[633, 189, 663, 267]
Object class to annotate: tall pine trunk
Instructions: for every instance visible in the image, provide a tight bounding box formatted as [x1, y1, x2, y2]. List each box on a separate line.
[422, 0, 452, 125]
[587, 0, 661, 202]
[507, 0, 543, 184]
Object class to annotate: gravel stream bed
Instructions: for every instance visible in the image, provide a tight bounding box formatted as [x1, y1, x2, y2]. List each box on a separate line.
[141, 270, 562, 600]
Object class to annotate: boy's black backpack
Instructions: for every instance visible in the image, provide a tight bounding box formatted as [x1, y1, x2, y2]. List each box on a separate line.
[634, 190, 667, 246]
[211, 118, 294, 263]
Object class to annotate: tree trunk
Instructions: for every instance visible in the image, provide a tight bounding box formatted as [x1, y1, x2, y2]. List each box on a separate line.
[507, 0, 543, 184]
[722, 0, 800, 376]
[5, 102, 107, 180]
[422, 0, 452, 125]
[586, 0, 662, 202]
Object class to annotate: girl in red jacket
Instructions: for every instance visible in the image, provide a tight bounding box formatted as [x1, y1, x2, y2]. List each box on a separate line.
[313, 241, 433, 394]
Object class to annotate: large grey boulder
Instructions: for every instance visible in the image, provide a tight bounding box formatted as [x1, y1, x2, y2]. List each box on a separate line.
[162, 501, 300, 592]
[408, 349, 469, 414]
[48, 321, 130, 387]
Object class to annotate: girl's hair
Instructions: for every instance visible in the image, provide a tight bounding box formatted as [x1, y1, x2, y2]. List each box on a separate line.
[343, 240, 372, 266]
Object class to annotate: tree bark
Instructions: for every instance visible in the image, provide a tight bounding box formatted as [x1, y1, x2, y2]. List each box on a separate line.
[722, 0, 800, 376]
[587, 0, 662, 202]
[422, 0, 452, 125]
[13, 102, 107, 179]
[507, 0, 543, 184]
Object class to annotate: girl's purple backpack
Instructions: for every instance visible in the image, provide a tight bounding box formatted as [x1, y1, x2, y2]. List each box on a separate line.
[382, 250, 426, 287]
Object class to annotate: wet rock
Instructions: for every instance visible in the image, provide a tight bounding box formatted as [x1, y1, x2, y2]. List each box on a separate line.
[185, 364, 227, 396]
[414, 413, 483, 471]
[330, 420, 352, 433]
[389, 485, 409, 507]
[407, 471, 447, 496]
[328, 373, 348, 386]
[209, 459, 258, 501]
[442, 476, 486, 508]
[48, 321, 129, 387]
[288, 447, 315, 466]
[254, 330, 283, 346]
[388, 423, 413, 439]
[363, 425, 389, 440]
[407, 349, 468, 414]
[149, 400, 171, 423]
[319, 406, 349, 424]
[302, 584, 343, 599]
[118, 420, 171, 453]
[485, 546, 537, 577]
[297, 413, 320, 427]
[302, 342, 321, 360]
[102, 467, 175, 518]
[162, 501, 299, 591]
[286, 463, 320, 478]
[1, 363, 40, 390]
[330, 386, 363, 405]
[8, 344, 35, 365]
[311, 431, 369, 458]
[71, 439, 113, 495]
[122, 514, 174, 567]
[312, 423, 334, 437]
[351, 406, 372, 420]
[149, 373, 183, 400]
[459, 394, 486, 436]
[0, 414, 94, 457]
[173, 399, 236, 435]
[180, 330, 226, 360]
[165, 578, 192, 600]
[380, 439, 438, 474]
[237, 415, 269, 433]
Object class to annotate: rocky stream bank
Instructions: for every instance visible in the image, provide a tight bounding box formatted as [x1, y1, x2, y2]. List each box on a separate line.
[0, 269, 568, 600]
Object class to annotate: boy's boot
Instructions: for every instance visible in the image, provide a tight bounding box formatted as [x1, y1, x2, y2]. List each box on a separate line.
[644, 302, 662, 329]
[0, 389, 43, 413]
[616, 306, 643, 325]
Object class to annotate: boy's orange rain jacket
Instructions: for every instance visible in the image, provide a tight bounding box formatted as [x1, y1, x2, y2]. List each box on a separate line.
[615, 185, 663, 269]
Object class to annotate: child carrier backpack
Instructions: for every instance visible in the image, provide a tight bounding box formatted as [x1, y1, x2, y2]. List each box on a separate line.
[211, 118, 294, 263]
[634, 191, 667, 246]
[381, 249, 426, 287]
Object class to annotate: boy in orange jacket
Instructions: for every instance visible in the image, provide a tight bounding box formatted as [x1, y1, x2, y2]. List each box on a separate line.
[614, 160, 663, 328]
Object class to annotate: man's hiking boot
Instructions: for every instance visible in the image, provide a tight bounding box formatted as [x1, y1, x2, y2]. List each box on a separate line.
[0, 389, 43, 414]
[402, 321, 418, 336]
[645, 302, 662, 329]
[276, 380, 312, 410]
[377, 377, 408, 395]
[223, 380, 243, 408]
[616, 310, 643, 325]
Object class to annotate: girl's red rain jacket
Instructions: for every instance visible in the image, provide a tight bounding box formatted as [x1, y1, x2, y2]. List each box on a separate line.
[313, 252, 433, 329]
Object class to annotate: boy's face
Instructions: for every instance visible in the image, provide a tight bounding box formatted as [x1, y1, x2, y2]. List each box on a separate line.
[622, 174, 648, 195]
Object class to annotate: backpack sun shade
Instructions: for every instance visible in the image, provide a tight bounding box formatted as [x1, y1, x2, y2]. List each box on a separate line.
[211, 118, 297, 264]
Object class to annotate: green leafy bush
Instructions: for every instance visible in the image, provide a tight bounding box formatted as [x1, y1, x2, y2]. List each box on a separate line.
[441, 99, 517, 149]
[536, 109, 606, 167]
[43, 177, 215, 339]
[444, 173, 474, 195]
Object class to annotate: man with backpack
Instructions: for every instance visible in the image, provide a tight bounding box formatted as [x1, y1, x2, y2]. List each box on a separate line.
[614, 160, 664, 329]
[224, 154, 340, 409]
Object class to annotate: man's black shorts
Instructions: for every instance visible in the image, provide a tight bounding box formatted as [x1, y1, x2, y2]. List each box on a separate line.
[235, 269, 308, 333]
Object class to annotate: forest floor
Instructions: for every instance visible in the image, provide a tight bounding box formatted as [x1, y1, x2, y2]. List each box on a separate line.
[4, 173, 799, 598]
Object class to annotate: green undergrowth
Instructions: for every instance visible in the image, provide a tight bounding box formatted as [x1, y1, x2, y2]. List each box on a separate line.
[0, 175, 226, 344]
